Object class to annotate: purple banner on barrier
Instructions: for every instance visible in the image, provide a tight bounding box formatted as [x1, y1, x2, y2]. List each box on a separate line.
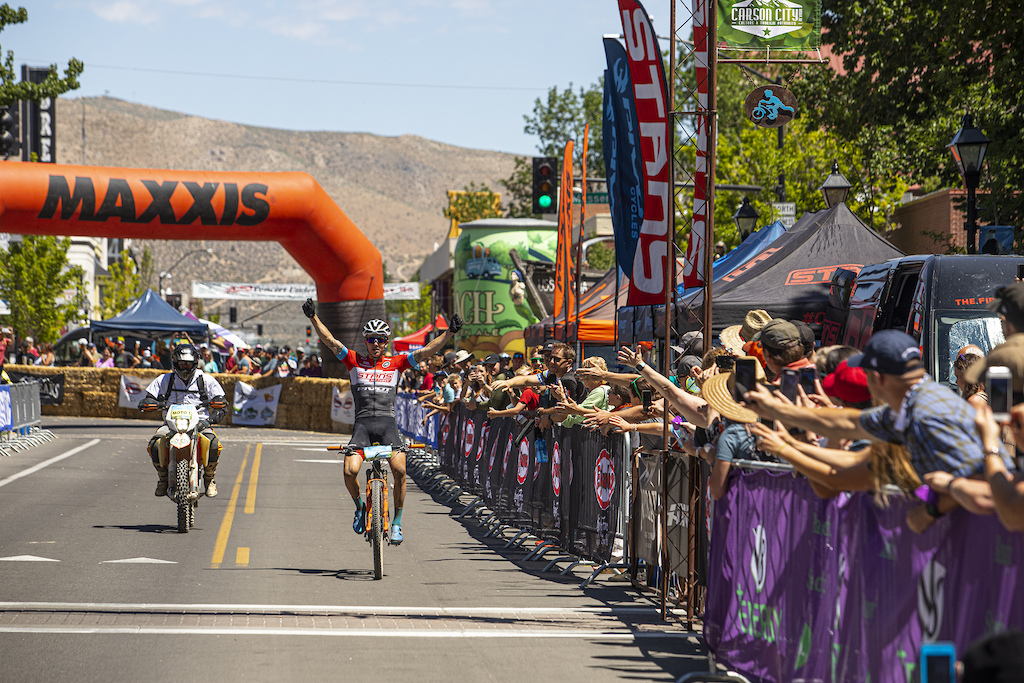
[704, 470, 1024, 682]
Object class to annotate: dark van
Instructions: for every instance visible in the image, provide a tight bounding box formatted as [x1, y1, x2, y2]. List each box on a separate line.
[825, 255, 1024, 389]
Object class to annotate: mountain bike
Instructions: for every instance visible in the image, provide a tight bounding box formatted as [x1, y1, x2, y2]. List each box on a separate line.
[331, 444, 395, 579]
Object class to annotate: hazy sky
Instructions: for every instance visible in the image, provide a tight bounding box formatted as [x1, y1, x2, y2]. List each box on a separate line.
[5, 1, 662, 155]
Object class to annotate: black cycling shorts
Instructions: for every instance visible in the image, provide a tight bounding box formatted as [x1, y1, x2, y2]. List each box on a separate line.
[348, 416, 405, 451]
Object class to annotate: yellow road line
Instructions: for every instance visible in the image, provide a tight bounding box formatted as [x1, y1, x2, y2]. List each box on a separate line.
[244, 443, 262, 514]
[235, 547, 250, 566]
[210, 443, 251, 569]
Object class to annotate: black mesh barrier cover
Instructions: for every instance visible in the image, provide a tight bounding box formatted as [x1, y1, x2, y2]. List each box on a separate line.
[468, 409, 488, 496]
[438, 411, 456, 476]
[566, 427, 623, 563]
[502, 416, 534, 530]
[482, 416, 509, 506]
[665, 454, 691, 577]
[636, 452, 661, 566]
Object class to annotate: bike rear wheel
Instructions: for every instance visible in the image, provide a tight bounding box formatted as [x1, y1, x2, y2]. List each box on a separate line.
[370, 478, 384, 579]
[175, 458, 190, 534]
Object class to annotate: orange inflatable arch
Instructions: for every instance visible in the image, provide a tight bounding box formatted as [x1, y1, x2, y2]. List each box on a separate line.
[0, 162, 385, 373]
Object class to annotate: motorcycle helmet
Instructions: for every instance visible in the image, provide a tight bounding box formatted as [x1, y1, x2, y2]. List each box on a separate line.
[172, 344, 199, 382]
[362, 319, 391, 338]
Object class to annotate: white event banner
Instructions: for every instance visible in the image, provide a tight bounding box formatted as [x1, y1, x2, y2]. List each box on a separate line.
[233, 382, 282, 426]
[118, 374, 149, 409]
[193, 282, 421, 301]
[331, 386, 355, 425]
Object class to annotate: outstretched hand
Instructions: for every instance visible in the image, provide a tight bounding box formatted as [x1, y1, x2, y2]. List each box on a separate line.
[449, 313, 464, 334]
[302, 298, 316, 320]
[617, 345, 644, 369]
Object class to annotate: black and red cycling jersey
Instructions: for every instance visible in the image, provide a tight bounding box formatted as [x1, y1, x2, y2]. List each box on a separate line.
[336, 344, 419, 420]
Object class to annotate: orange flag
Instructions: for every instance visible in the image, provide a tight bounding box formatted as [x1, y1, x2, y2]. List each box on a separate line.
[553, 140, 575, 321]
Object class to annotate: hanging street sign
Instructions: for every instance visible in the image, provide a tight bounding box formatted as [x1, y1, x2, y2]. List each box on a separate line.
[744, 85, 798, 128]
[717, 0, 822, 50]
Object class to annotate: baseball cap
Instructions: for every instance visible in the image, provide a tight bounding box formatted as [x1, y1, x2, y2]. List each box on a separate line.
[988, 282, 1024, 331]
[542, 341, 556, 353]
[676, 354, 703, 378]
[963, 334, 1024, 393]
[143, 349, 152, 358]
[790, 320, 815, 352]
[483, 353, 501, 365]
[499, 352, 510, 359]
[25, 336, 34, 343]
[846, 330, 922, 376]
[821, 360, 870, 404]
[679, 330, 703, 356]
[77, 338, 87, 346]
[443, 351, 458, 366]
[754, 320, 802, 350]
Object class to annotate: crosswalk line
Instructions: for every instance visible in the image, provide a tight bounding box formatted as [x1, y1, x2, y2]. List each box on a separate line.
[101, 557, 177, 564]
[0, 555, 60, 562]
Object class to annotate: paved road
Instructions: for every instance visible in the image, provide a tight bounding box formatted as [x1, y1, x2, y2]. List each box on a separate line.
[0, 417, 707, 682]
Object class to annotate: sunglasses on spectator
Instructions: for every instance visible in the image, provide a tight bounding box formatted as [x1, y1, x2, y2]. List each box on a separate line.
[549, 355, 570, 364]
[366, 336, 388, 345]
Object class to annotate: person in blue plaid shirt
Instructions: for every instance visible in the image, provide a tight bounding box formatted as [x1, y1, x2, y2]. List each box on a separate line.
[743, 330, 1015, 529]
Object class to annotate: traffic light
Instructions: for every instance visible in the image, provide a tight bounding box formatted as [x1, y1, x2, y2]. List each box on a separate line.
[229, 307, 237, 324]
[256, 324, 263, 336]
[0, 106, 18, 159]
[305, 325, 312, 339]
[532, 157, 559, 215]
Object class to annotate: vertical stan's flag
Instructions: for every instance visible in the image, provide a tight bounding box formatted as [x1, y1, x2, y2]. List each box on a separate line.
[603, 37, 644, 279]
[553, 139, 575, 322]
[682, 0, 710, 289]
[618, 0, 672, 306]
[574, 124, 589, 326]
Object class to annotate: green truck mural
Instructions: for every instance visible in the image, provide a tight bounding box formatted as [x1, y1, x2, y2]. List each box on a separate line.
[453, 219, 557, 357]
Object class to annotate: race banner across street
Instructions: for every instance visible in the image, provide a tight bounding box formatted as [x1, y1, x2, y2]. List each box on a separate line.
[193, 281, 420, 301]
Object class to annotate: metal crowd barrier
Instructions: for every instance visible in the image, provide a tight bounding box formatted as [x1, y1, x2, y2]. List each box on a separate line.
[0, 380, 56, 456]
[398, 397, 630, 592]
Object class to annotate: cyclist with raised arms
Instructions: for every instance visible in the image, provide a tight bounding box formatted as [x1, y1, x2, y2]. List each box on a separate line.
[303, 298, 462, 544]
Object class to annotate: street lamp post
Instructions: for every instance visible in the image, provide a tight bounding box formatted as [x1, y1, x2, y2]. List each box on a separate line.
[818, 160, 853, 209]
[158, 248, 214, 303]
[732, 196, 760, 241]
[947, 114, 990, 255]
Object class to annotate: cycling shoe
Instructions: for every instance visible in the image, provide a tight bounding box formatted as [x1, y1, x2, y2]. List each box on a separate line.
[390, 524, 403, 545]
[352, 507, 366, 535]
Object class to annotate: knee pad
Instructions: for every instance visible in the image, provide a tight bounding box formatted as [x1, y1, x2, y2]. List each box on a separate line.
[147, 435, 161, 465]
[207, 435, 221, 465]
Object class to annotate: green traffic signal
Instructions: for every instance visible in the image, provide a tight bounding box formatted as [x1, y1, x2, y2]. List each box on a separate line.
[538, 194, 552, 209]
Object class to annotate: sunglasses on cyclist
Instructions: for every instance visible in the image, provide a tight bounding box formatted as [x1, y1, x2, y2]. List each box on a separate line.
[366, 336, 389, 345]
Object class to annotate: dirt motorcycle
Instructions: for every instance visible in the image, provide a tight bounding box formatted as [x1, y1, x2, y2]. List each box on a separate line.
[140, 395, 227, 533]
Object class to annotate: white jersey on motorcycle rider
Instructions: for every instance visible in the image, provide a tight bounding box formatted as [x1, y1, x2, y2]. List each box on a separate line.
[145, 370, 225, 420]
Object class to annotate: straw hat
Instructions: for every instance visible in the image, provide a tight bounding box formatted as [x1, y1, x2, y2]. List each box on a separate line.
[701, 358, 766, 424]
[720, 309, 772, 354]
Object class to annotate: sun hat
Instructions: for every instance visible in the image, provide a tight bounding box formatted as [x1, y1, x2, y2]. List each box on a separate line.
[700, 357, 766, 424]
[821, 359, 870, 404]
[453, 350, 474, 364]
[720, 309, 772, 354]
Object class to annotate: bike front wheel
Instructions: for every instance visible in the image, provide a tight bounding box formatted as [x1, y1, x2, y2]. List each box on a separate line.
[175, 458, 190, 534]
[370, 479, 385, 580]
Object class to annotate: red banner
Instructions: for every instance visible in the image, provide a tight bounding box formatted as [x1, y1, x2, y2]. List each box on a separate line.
[618, 0, 671, 306]
[682, 0, 710, 289]
[553, 140, 575, 320]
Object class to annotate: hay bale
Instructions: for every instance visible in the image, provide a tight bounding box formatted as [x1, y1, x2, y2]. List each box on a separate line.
[81, 390, 117, 417]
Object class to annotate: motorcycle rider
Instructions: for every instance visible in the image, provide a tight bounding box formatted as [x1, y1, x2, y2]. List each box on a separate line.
[302, 298, 462, 544]
[140, 343, 228, 497]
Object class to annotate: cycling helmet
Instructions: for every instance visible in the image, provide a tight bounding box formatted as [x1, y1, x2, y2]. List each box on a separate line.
[172, 344, 199, 382]
[362, 319, 391, 338]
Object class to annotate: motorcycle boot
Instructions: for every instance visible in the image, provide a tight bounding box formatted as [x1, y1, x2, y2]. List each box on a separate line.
[203, 431, 221, 497]
[155, 465, 168, 497]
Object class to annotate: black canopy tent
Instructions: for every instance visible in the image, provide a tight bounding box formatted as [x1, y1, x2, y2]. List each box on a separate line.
[90, 289, 209, 341]
[654, 203, 904, 340]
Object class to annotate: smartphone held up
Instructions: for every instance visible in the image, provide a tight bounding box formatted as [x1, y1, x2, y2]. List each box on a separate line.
[987, 365, 1012, 423]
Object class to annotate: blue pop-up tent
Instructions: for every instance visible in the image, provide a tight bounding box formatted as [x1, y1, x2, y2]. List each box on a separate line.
[91, 289, 209, 341]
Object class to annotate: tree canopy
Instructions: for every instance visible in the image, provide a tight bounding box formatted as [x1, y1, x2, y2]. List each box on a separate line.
[0, 235, 87, 342]
[0, 4, 83, 106]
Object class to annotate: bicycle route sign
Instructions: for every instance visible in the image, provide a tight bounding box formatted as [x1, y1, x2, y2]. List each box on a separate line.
[744, 85, 797, 128]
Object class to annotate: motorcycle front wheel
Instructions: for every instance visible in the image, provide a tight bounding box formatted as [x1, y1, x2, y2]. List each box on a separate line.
[370, 478, 384, 580]
[176, 458, 190, 533]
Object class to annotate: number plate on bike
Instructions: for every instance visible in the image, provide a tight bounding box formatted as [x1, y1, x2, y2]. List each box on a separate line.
[363, 445, 392, 460]
[170, 433, 191, 449]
